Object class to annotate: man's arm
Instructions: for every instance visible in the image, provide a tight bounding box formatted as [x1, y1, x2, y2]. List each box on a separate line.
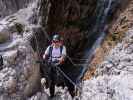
[62, 46, 66, 58]
[59, 46, 67, 64]
[43, 46, 50, 60]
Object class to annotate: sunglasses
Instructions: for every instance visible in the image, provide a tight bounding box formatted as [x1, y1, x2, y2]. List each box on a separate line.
[52, 40, 60, 43]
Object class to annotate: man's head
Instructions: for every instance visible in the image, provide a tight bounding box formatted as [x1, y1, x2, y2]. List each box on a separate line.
[52, 34, 62, 47]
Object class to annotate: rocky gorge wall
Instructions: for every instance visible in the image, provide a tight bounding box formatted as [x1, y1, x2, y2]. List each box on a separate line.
[0, 0, 133, 99]
[82, 29, 133, 100]
[0, 0, 42, 99]
[84, 0, 133, 80]
[0, 28, 41, 99]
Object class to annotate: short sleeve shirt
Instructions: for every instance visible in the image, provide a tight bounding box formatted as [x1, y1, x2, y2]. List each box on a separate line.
[45, 45, 66, 62]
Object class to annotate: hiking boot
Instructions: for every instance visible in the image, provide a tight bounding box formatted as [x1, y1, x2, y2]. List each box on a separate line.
[70, 91, 76, 98]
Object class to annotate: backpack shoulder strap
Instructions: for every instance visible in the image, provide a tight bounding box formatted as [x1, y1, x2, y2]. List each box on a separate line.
[49, 46, 53, 59]
[60, 45, 63, 55]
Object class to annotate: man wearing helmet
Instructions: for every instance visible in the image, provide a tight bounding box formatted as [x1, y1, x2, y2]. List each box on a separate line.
[43, 34, 66, 98]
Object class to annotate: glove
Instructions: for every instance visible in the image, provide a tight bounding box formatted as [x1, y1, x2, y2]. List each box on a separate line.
[59, 58, 65, 64]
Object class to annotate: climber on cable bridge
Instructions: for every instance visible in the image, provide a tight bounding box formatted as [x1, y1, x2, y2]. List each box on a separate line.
[43, 33, 66, 98]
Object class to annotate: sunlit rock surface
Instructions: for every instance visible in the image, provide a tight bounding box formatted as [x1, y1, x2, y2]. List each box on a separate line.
[0, 0, 34, 19]
[0, 1, 41, 99]
[0, 30, 40, 99]
[82, 29, 133, 100]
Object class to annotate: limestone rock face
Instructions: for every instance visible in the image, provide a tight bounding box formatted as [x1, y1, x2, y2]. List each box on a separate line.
[82, 29, 133, 100]
[0, 0, 34, 18]
[0, 30, 41, 99]
[0, 1, 41, 98]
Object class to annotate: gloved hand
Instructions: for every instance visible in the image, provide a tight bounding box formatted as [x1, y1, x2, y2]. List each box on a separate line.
[59, 58, 65, 64]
